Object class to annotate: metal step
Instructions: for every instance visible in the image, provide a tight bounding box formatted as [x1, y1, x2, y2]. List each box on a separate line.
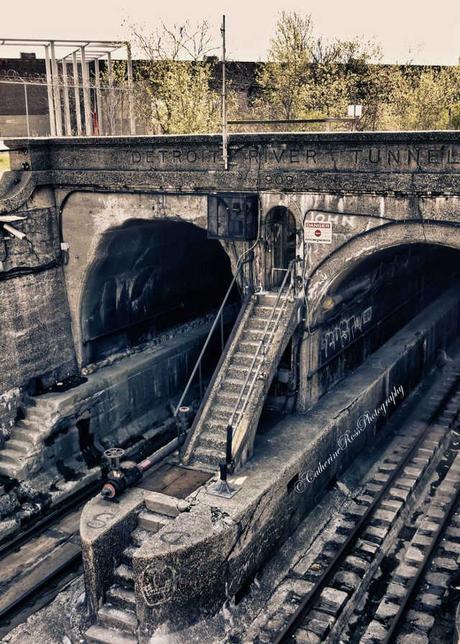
[257, 293, 282, 305]
[242, 328, 266, 342]
[197, 432, 228, 452]
[211, 402, 236, 421]
[191, 446, 222, 466]
[220, 377, 251, 393]
[239, 339, 261, 352]
[85, 624, 137, 644]
[249, 316, 279, 330]
[229, 352, 261, 367]
[97, 605, 137, 634]
[226, 364, 250, 379]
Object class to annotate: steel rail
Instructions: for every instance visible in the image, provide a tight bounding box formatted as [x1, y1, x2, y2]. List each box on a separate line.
[273, 371, 460, 643]
[382, 475, 460, 643]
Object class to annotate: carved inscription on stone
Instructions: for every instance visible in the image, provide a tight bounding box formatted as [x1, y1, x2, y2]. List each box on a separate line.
[124, 144, 460, 173]
[141, 564, 177, 606]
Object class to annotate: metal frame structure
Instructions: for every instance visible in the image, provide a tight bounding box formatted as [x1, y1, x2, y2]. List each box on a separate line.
[0, 38, 135, 136]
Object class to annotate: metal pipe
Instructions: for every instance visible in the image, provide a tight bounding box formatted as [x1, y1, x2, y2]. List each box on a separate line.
[80, 46, 92, 135]
[44, 45, 56, 136]
[94, 58, 103, 135]
[101, 437, 180, 499]
[221, 15, 228, 170]
[50, 41, 63, 136]
[137, 437, 180, 473]
[126, 42, 135, 135]
[72, 52, 82, 136]
[62, 61, 72, 135]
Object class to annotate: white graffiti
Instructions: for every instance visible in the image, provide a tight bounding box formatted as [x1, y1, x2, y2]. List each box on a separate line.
[311, 213, 356, 228]
[321, 306, 373, 359]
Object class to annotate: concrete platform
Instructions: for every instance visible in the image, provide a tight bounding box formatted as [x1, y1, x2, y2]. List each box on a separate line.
[80, 283, 460, 637]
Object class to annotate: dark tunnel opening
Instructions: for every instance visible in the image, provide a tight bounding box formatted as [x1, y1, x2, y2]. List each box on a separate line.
[263, 243, 460, 418]
[313, 243, 460, 396]
[80, 219, 238, 365]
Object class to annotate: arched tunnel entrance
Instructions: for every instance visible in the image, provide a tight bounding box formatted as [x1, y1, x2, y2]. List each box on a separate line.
[80, 219, 236, 366]
[263, 242, 460, 418]
[302, 242, 460, 409]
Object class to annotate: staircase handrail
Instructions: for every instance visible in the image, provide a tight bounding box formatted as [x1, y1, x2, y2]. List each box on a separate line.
[228, 259, 299, 443]
[174, 251, 254, 417]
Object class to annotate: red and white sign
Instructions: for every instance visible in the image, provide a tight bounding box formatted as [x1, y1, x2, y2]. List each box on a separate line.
[305, 221, 333, 244]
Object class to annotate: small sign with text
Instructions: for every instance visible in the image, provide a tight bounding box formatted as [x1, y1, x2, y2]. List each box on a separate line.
[305, 221, 333, 244]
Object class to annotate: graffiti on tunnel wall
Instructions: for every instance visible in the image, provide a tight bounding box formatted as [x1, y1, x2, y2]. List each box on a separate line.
[320, 306, 373, 361]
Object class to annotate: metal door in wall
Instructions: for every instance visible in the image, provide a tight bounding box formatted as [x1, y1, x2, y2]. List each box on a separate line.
[265, 207, 296, 288]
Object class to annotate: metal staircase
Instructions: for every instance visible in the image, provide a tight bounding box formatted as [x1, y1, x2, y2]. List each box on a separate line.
[181, 260, 301, 472]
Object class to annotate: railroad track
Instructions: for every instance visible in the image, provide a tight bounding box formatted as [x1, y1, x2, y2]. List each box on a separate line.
[0, 420, 177, 639]
[264, 362, 460, 644]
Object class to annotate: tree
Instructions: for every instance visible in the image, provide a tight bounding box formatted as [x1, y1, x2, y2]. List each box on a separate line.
[128, 21, 224, 134]
[254, 12, 383, 127]
[378, 65, 460, 130]
[255, 12, 315, 121]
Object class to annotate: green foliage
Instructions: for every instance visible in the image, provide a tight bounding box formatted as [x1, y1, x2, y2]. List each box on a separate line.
[254, 10, 460, 131]
[127, 21, 225, 135]
[0, 152, 10, 175]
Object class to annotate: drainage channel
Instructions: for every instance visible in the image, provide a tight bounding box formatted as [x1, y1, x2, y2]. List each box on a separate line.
[265, 361, 460, 644]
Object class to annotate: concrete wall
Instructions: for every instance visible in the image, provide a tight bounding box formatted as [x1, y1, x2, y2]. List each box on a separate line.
[80, 282, 460, 634]
[1, 131, 460, 470]
[0, 187, 77, 433]
[60, 191, 212, 367]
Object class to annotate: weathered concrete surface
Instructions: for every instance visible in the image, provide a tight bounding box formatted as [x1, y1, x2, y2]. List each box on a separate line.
[1, 133, 460, 421]
[0, 317, 218, 481]
[81, 282, 460, 635]
[59, 191, 211, 367]
[0, 185, 77, 432]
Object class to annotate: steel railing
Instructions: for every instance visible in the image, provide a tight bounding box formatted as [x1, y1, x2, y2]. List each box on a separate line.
[173, 251, 254, 419]
[228, 258, 299, 459]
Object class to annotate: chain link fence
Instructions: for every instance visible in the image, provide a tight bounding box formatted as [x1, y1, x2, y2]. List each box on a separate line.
[0, 78, 136, 138]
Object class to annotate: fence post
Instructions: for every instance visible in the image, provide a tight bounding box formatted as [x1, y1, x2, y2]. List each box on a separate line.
[23, 82, 30, 138]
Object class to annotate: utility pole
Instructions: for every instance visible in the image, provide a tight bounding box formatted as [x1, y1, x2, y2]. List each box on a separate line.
[221, 15, 228, 170]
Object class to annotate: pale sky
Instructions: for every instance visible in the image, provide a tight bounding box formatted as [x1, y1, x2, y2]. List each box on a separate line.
[2, 0, 460, 65]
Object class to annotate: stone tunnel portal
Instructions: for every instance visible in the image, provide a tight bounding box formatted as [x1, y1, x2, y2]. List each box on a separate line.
[80, 219, 236, 366]
[298, 242, 460, 412]
[263, 243, 460, 417]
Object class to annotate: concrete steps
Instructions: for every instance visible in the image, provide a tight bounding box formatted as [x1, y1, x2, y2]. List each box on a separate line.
[184, 290, 298, 470]
[86, 494, 181, 641]
[85, 624, 137, 644]
[138, 510, 173, 532]
[98, 605, 137, 633]
[0, 396, 54, 479]
[105, 586, 136, 611]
